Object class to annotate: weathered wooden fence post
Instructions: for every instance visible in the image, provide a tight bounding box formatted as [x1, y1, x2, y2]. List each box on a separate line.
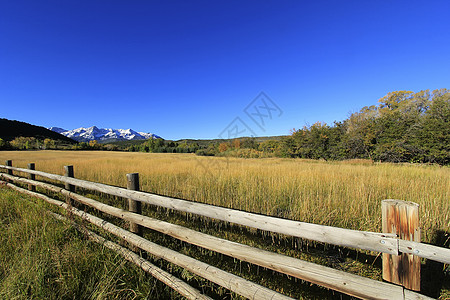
[382, 199, 421, 291]
[6, 160, 12, 176]
[28, 163, 36, 192]
[64, 165, 75, 206]
[127, 173, 143, 237]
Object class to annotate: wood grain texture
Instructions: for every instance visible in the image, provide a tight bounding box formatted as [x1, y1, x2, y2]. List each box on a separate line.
[127, 173, 142, 237]
[63, 165, 75, 192]
[64, 165, 75, 207]
[382, 200, 421, 291]
[399, 239, 450, 264]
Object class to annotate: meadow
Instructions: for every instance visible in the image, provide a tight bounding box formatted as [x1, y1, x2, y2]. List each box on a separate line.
[1, 150, 448, 244]
[0, 186, 185, 299]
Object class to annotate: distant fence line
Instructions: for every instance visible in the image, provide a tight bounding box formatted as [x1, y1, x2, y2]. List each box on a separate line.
[1, 160, 448, 300]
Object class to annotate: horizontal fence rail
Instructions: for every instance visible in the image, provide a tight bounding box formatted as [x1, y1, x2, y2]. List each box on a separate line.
[49, 212, 213, 300]
[2, 164, 449, 264]
[1, 162, 448, 300]
[0, 173, 416, 299]
[2, 180, 292, 300]
[0, 165, 399, 254]
[399, 240, 450, 265]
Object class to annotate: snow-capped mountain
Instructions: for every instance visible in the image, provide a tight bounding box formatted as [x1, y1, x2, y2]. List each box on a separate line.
[49, 126, 161, 142]
[48, 127, 67, 134]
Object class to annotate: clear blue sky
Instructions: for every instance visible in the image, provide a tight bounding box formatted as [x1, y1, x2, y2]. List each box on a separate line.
[1, 1, 449, 140]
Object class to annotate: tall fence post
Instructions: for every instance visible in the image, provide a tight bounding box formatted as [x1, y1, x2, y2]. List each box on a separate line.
[127, 173, 143, 237]
[64, 165, 75, 206]
[6, 160, 12, 176]
[28, 163, 36, 192]
[382, 199, 421, 291]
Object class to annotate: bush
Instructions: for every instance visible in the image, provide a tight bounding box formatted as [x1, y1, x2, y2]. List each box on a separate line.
[195, 149, 215, 156]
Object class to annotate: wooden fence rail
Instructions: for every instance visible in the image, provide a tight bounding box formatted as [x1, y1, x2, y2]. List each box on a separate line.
[1, 162, 448, 300]
[0, 172, 414, 299]
[1, 180, 290, 300]
[0, 164, 400, 254]
[49, 212, 213, 300]
[1, 164, 449, 264]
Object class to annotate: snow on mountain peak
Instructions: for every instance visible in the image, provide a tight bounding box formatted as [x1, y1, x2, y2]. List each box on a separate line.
[49, 126, 161, 142]
[48, 127, 66, 134]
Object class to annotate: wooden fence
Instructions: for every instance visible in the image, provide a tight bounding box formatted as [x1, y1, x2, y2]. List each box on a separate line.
[0, 161, 449, 300]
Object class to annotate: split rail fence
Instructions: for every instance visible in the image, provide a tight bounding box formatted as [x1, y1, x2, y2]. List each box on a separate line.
[1, 160, 449, 300]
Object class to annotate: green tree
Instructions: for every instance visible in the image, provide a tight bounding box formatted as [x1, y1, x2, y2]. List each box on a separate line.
[373, 90, 435, 162]
[414, 90, 450, 164]
[327, 121, 347, 160]
[278, 136, 296, 158]
[343, 105, 378, 159]
[241, 137, 258, 149]
[259, 140, 280, 153]
[290, 122, 334, 160]
[285, 88, 449, 164]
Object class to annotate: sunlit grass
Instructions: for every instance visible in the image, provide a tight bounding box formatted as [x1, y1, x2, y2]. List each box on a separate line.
[1, 151, 448, 244]
[0, 187, 182, 299]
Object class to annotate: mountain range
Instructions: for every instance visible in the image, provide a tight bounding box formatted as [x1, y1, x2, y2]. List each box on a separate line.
[49, 126, 161, 142]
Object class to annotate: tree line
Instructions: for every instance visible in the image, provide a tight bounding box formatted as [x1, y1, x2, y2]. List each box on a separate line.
[281, 89, 449, 164]
[0, 137, 72, 150]
[195, 89, 449, 164]
[2, 89, 448, 164]
[90, 88, 450, 165]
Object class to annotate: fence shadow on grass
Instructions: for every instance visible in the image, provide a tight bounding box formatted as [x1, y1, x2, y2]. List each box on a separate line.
[421, 230, 450, 298]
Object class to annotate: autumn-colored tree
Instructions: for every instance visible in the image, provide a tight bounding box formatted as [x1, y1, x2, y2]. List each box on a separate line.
[218, 142, 229, 152]
[0, 138, 6, 149]
[10, 137, 37, 150]
[43, 138, 54, 149]
[378, 90, 414, 114]
[232, 138, 241, 149]
[89, 140, 99, 149]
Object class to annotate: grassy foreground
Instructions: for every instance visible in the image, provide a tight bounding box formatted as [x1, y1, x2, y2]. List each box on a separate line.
[0, 186, 184, 299]
[1, 151, 448, 244]
[0, 185, 352, 300]
[0, 151, 449, 298]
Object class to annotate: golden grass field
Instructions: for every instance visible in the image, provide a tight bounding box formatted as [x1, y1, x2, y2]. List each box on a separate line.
[0, 150, 448, 244]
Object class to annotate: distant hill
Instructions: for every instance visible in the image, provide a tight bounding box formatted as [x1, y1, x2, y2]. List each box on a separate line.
[0, 118, 76, 143]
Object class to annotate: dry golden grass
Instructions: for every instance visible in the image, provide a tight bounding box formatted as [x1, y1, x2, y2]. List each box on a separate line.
[1, 151, 448, 244]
